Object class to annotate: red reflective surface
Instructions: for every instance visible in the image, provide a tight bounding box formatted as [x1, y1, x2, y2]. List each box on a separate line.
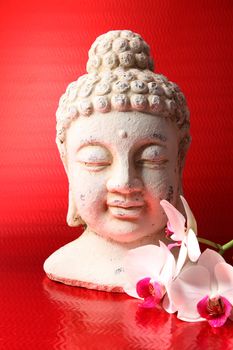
[1, 233, 233, 349]
[1, 0, 233, 348]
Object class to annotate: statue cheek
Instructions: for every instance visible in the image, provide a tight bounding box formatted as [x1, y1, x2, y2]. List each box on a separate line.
[76, 182, 107, 212]
[142, 170, 169, 195]
[146, 173, 178, 204]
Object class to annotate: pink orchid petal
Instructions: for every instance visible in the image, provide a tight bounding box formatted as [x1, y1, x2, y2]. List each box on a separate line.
[140, 296, 158, 308]
[136, 277, 151, 298]
[167, 242, 181, 250]
[152, 281, 165, 301]
[137, 278, 165, 308]
[198, 249, 225, 292]
[177, 310, 204, 323]
[208, 314, 229, 328]
[160, 199, 185, 241]
[124, 244, 166, 285]
[160, 251, 176, 286]
[215, 262, 233, 304]
[170, 265, 210, 320]
[221, 296, 232, 319]
[159, 240, 176, 260]
[163, 287, 177, 314]
[187, 229, 201, 262]
[180, 195, 197, 234]
[159, 240, 172, 253]
[199, 296, 232, 328]
[139, 281, 165, 308]
[162, 297, 177, 314]
[167, 221, 174, 234]
[175, 240, 188, 277]
[197, 295, 210, 319]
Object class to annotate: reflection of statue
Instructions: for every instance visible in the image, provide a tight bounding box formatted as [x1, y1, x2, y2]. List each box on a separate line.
[44, 30, 190, 292]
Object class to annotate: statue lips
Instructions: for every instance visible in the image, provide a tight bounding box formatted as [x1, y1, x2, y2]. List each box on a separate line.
[107, 200, 145, 220]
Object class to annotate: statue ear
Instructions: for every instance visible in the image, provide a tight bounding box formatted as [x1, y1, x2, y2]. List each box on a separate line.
[67, 185, 85, 227]
[178, 135, 191, 171]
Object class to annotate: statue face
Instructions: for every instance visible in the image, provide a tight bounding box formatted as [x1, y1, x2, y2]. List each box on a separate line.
[66, 111, 180, 243]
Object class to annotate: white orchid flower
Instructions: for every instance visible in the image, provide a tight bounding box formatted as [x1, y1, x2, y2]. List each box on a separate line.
[123, 242, 176, 311]
[160, 195, 201, 276]
[169, 249, 233, 327]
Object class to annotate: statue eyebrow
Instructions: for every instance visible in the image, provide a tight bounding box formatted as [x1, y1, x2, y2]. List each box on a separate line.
[77, 135, 167, 150]
[76, 140, 108, 152]
[150, 132, 167, 143]
[78, 138, 101, 145]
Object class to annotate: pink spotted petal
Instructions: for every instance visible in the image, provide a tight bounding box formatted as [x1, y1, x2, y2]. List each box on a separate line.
[215, 262, 233, 304]
[160, 199, 185, 241]
[136, 277, 151, 298]
[187, 229, 201, 262]
[180, 195, 197, 234]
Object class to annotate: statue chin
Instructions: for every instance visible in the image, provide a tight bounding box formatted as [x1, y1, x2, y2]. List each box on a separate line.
[44, 29, 190, 292]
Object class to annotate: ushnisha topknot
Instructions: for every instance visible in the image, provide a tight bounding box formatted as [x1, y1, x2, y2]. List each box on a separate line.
[56, 30, 190, 161]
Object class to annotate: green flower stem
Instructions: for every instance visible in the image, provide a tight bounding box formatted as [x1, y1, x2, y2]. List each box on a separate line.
[198, 238, 222, 251]
[198, 238, 233, 255]
[222, 240, 233, 252]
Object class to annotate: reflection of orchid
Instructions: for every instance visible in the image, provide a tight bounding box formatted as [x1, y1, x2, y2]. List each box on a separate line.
[160, 196, 201, 275]
[169, 249, 233, 327]
[123, 242, 176, 310]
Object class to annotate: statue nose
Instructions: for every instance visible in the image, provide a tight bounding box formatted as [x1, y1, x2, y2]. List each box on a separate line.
[106, 161, 143, 194]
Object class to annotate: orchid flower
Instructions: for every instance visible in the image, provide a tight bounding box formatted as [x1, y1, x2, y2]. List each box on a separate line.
[123, 242, 176, 311]
[160, 196, 201, 275]
[168, 249, 233, 327]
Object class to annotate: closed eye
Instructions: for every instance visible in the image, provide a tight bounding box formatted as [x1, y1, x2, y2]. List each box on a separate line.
[80, 160, 111, 167]
[135, 144, 168, 169]
[136, 157, 168, 169]
[77, 160, 111, 172]
[76, 144, 112, 171]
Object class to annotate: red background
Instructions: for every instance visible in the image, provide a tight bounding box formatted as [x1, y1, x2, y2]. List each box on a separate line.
[1, 1, 233, 349]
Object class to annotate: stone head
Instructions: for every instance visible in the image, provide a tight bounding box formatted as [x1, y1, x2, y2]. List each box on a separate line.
[55, 30, 190, 243]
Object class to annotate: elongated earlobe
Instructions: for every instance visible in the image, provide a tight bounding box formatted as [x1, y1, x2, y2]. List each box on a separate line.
[66, 186, 85, 227]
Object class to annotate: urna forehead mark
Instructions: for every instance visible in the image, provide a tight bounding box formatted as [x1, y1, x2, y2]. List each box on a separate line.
[118, 130, 128, 139]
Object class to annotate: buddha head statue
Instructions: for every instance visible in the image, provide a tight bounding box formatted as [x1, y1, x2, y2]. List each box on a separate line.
[56, 30, 190, 243]
[44, 30, 190, 291]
